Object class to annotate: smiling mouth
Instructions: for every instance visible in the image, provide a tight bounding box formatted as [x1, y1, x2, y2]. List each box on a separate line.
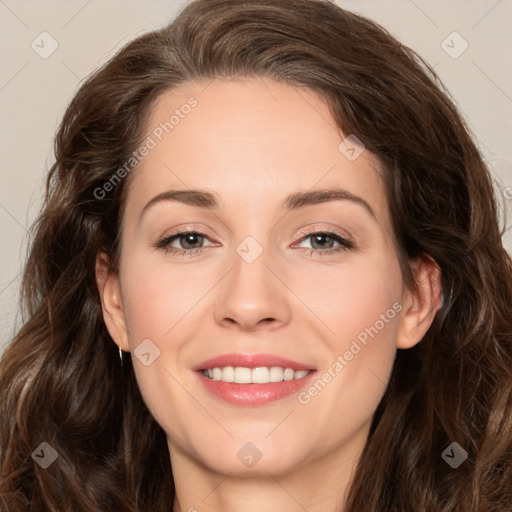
[200, 366, 312, 384]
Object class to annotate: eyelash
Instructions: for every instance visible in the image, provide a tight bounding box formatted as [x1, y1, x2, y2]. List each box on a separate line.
[153, 228, 354, 258]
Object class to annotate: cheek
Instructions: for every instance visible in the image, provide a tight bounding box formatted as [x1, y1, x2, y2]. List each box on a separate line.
[117, 256, 203, 435]
[119, 240, 404, 366]
[301, 248, 403, 349]
[119, 256, 205, 344]
[287, 249, 401, 416]
[295, 252, 402, 440]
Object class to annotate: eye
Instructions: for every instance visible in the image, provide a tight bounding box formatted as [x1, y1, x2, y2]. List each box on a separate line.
[153, 230, 214, 256]
[154, 228, 355, 257]
[295, 229, 354, 257]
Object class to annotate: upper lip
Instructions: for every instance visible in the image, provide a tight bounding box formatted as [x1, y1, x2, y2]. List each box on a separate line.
[193, 353, 315, 372]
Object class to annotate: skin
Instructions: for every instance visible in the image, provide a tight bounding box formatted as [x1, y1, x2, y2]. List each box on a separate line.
[96, 76, 442, 512]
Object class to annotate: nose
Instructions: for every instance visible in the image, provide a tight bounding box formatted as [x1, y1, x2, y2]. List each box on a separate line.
[213, 243, 292, 332]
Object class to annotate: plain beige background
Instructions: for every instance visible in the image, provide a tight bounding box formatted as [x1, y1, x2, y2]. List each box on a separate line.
[1, 0, 511, 351]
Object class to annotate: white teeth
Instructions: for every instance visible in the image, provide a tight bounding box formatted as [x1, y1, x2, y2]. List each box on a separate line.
[269, 366, 284, 382]
[284, 368, 295, 381]
[222, 366, 235, 382]
[251, 367, 270, 383]
[234, 367, 252, 383]
[201, 366, 311, 384]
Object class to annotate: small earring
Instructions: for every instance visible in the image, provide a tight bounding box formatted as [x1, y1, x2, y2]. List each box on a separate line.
[119, 346, 123, 366]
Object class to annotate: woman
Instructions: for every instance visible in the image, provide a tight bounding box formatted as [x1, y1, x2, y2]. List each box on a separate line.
[1, 0, 511, 510]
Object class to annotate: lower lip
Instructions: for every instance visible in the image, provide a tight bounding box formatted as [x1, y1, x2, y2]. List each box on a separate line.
[196, 371, 316, 406]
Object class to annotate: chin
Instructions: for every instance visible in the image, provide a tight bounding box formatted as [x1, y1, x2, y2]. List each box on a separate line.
[190, 437, 312, 477]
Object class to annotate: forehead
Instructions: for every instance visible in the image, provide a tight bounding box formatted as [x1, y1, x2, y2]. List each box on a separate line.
[124, 77, 390, 233]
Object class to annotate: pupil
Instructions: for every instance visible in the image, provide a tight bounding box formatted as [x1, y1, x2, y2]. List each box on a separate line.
[313, 234, 331, 249]
[184, 234, 201, 248]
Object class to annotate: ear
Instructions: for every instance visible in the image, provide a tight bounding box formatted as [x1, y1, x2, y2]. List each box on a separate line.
[95, 252, 130, 352]
[396, 254, 443, 349]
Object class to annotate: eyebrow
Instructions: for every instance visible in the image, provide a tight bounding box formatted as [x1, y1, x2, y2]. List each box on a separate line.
[139, 187, 377, 222]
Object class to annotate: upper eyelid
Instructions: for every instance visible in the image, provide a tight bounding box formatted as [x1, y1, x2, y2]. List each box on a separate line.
[297, 225, 352, 239]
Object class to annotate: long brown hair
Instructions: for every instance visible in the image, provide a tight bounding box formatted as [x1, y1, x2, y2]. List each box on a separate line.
[1, 0, 511, 510]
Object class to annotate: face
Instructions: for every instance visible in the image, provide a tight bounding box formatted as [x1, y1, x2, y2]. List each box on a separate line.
[98, 76, 439, 478]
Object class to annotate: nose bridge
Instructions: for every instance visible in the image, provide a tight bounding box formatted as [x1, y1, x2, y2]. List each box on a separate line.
[214, 230, 291, 330]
